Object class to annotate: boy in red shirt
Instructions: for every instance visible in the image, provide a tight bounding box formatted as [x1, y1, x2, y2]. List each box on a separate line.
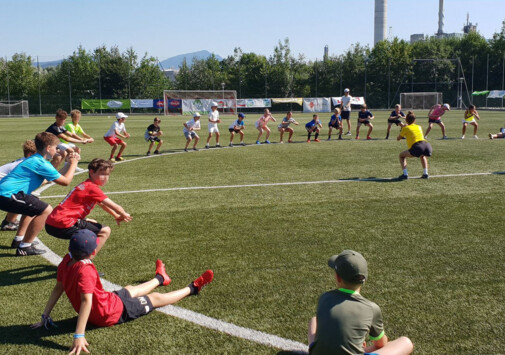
[45, 158, 132, 257]
[32, 229, 214, 354]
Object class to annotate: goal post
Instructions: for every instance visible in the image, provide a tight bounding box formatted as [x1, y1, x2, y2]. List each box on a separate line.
[163, 90, 237, 116]
[400, 92, 442, 110]
[0, 100, 29, 117]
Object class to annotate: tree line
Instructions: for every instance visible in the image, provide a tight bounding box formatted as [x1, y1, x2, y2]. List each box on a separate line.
[1, 20, 504, 114]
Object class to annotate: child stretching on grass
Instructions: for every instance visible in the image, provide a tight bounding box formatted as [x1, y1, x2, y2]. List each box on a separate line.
[255, 109, 276, 144]
[397, 111, 433, 180]
[461, 104, 480, 139]
[305, 114, 323, 142]
[356, 104, 374, 140]
[32, 229, 214, 355]
[278, 111, 299, 143]
[327, 108, 342, 140]
[308, 250, 413, 355]
[489, 124, 505, 139]
[145, 117, 163, 155]
[45, 158, 132, 258]
[385, 104, 406, 139]
[229, 113, 246, 146]
[183, 113, 201, 152]
[104, 113, 130, 162]
[425, 103, 450, 139]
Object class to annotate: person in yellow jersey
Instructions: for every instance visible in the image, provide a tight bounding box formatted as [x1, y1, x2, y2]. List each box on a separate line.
[461, 104, 480, 139]
[397, 111, 432, 180]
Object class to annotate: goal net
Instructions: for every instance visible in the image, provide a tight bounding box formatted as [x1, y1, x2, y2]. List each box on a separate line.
[0, 100, 29, 117]
[163, 90, 237, 116]
[400, 92, 442, 110]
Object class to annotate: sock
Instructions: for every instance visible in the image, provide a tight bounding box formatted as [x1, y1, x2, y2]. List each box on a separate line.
[338, 134, 342, 139]
[155, 274, 165, 286]
[188, 283, 197, 296]
[423, 168, 428, 175]
[116, 154, 121, 158]
[308, 133, 312, 140]
[14, 236, 23, 242]
[403, 168, 408, 176]
[315, 132, 319, 139]
[19, 242, 31, 248]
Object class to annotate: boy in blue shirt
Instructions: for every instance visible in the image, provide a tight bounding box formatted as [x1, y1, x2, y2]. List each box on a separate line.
[0, 132, 79, 256]
[327, 108, 343, 140]
[306, 115, 323, 143]
[356, 104, 374, 140]
[229, 113, 246, 147]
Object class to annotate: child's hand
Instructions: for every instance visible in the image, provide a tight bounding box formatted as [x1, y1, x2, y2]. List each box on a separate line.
[69, 337, 90, 355]
[31, 314, 57, 330]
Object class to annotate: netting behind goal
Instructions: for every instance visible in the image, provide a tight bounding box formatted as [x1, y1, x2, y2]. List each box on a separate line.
[400, 92, 442, 110]
[163, 90, 237, 116]
[0, 100, 29, 117]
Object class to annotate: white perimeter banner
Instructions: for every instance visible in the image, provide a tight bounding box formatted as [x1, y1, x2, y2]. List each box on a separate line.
[131, 99, 153, 108]
[303, 98, 331, 113]
[331, 96, 365, 106]
[182, 99, 235, 114]
[237, 99, 271, 108]
[487, 90, 505, 99]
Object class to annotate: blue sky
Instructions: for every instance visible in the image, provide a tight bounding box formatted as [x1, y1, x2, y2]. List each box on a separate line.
[1, 0, 504, 62]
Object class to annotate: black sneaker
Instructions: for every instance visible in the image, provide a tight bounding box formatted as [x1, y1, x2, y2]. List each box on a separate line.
[11, 239, 39, 249]
[1, 221, 18, 231]
[421, 174, 429, 179]
[398, 174, 408, 180]
[16, 245, 46, 256]
[184, 148, 188, 152]
[146, 151, 151, 156]
[193, 147, 199, 151]
[154, 150, 160, 154]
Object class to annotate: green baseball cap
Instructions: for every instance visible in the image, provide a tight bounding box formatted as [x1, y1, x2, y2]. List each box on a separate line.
[328, 250, 368, 284]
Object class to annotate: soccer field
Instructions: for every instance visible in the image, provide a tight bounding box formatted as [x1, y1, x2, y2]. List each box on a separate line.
[0, 110, 504, 354]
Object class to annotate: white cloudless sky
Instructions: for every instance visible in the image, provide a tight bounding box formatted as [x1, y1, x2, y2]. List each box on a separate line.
[1, 0, 504, 62]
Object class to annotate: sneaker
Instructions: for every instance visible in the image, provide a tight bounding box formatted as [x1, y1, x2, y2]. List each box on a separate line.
[11, 239, 39, 249]
[146, 151, 151, 156]
[306, 139, 311, 143]
[155, 259, 171, 286]
[205, 144, 210, 149]
[264, 140, 270, 144]
[184, 148, 188, 152]
[216, 144, 221, 148]
[421, 174, 429, 179]
[489, 133, 494, 140]
[473, 135, 478, 139]
[314, 138, 320, 142]
[385, 136, 389, 140]
[1, 220, 18, 231]
[461, 135, 465, 139]
[16, 245, 46, 256]
[279, 141, 284, 144]
[355, 136, 359, 140]
[193, 147, 199, 151]
[190, 270, 214, 295]
[366, 136, 372, 140]
[338, 136, 342, 140]
[229, 143, 233, 147]
[327, 137, 331, 141]
[110, 158, 116, 163]
[154, 150, 160, 154]
[442, 136, 448, 140]
[75, 167, 85, 173]
[345, 131, 351, 136]
[115, 157, 125, 161]
[256, 140, 261, 145]
[240, 142, 246, 146]
[398, 174, 408, 180]
[288, 139, 293, 143]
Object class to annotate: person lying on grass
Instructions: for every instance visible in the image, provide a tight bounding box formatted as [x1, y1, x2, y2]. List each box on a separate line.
[32, 229, 214, 355]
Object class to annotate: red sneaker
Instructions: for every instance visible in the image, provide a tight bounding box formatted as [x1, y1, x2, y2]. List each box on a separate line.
[306, 139, 311, 143]
[314, 138, 321, 142]
[191, 270, 214, 295]
[155, 259, 171, 286]
[355, 136, 359, 140]
[288, 139, 293, 143]
[367, 136, 372, 140]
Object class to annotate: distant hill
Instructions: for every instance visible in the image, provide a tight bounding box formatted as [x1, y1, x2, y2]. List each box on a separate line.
[159, 50, 222, 69]
[34, 59, 64, 69]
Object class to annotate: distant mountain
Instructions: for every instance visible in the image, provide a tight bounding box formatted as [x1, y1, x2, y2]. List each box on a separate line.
[159, 50, 222, 69]
[33, 59, 64, 69]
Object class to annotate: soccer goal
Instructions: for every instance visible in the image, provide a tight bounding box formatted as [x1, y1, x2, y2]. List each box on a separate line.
[400, 92, 442, 110]
[0, 100, 29, 117]
[163, 90, 237, 116]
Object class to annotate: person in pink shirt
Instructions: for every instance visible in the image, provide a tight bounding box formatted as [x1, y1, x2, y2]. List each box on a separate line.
[255, 109, 276, 144]
[425, 103, 450, 139]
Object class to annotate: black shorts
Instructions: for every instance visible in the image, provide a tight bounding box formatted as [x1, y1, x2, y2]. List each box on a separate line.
[148, 137, 161, 143]
[409, 141, 432, 157]
[328, 122, 341, 129]
[228, 128, 241, 133]
[357, 119, 370, 125]
[429, 118, 442, 124]
[388, 119, 402, 126]
[341, 111, 351, 120]
[45, 220, 103, 239]
[0, 191, 48, 217]
[114, 288, 154, 324]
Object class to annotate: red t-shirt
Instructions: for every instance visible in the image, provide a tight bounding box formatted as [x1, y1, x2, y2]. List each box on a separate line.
[46, 179, 107, 228]
[57, 253, 123, 327]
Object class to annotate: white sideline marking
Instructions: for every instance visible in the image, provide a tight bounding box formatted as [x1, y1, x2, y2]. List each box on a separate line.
[36, 239, 308, 353]
[40, 171, 504, 199]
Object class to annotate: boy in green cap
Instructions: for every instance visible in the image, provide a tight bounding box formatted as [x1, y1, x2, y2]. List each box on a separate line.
[308, 250, 413, 355]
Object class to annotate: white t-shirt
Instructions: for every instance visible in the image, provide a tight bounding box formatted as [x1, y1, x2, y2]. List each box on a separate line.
[341, 95, 352, 111]
[229, 119, 244, 130]
[208, 110, 220, 129]
[278, 117, 296, 128]
[104, 121, 125, 138]
[0, 158, 25, 179]
[183, 118, 201, 133]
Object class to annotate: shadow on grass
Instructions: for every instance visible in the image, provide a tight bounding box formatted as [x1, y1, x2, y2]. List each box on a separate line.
[493, 171, 505, 175]
[0, 317, 78, 351]
[277, 351, 308, 355]
[338, 177, 402, 183]
[0, 264, 57, 286]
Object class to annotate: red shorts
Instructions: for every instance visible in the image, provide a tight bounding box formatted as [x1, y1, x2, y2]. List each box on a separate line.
[104, 136, 124, 146]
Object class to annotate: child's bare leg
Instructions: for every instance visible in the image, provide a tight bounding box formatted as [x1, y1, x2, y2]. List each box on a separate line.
[91, 226, 111, 258]
[399, 150, 412, 170]
[156, 140, 163, 150]
[367, 124, 373, 136]
[356, 124, 361, 137]
[148, 141, 154, 153]
[307, 317, 317, 345]
[185, 137, 192, 150]
[288, 128, 294, 140]
[206, 133, 213, 144]
[424, 123, 433, 137]
[373, 336, 414, 355]
[117, 142, 127, 157]
[386, 123, 392, 137]
[438, 122, 446, 136]
[256, 128, 263, 141]
[193, 136, 199, 148]
[6, 212, 19, 224]
[215, 131, 220, 144]
[147, 287, 192, 308]
[22, 205, 53, 244]
[16, 215, 33, 238]
[420, 155, 428, 169]
[124, 278, 161, 298]
[264, 127, 271, 140]
[238, 131, 244, 141]
[279, 129, 284, 142]
[327, 127, 332, 139]
[462, 123, 467, 136]
[109, 144, 118, 159]
[347, 119, 351, 133]
[230, 132, 235, 143]
[472, 122, 478, 135]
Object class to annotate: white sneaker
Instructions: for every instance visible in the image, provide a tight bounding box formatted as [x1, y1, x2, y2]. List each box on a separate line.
[461, 135, 465, 139]
[473, 135, 478, 139]
[75, 167, 85, 172]
[345, 131, 351, 136]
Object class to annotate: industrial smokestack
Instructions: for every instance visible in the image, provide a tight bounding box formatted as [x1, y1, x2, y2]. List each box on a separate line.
[437, 0, 444, 35]
[374, 0, 387, 45]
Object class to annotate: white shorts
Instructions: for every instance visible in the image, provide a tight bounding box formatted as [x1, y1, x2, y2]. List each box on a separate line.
[57, 143, 76, 152]
[462, 119, 476, 124]
[208, 125, 219, 134]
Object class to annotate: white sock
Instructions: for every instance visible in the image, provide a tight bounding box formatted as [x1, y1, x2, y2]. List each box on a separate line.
[19, 242, 31, 248]
[423, 168, 428, 175]
[14, 236, 23, 241]
[403, 168, 408, 176]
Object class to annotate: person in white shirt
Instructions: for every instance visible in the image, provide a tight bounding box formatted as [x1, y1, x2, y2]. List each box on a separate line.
[205, 102, 221, 148]
[103, 112, 130, 162]
[340, 88, 352, 135]
[183, 113, 202, 152]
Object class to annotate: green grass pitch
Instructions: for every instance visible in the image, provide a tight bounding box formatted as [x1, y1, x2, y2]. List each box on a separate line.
[0, 109, 504, 354]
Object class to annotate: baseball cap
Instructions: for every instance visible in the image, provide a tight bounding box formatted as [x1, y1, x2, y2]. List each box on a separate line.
[443, 103, 450, 110]
[238, 113, 245, 118]
[193, 112, 201, 118]
[328, 250, 368, 284]
[116, 112, 128, 119]
[344, 88, 350, 93]
[69, 229, 98, 256]
[211, 102, 218, 107]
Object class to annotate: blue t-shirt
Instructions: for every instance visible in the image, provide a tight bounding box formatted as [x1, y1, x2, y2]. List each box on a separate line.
[329, 114, 342, 125]
[305, 119, 320, 129]
[358, 110, 373, 119]
[0, 153, 61, 197]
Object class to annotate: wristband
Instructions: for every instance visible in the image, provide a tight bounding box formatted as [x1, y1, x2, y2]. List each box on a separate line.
[74, 333, 85, 339]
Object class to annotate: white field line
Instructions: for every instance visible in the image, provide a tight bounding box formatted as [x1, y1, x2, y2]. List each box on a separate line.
[36, 238, 308, 353]
[40, 171, 503, 199]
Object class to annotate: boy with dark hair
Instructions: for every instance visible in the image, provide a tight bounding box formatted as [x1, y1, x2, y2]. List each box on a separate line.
[32, 229, 214, 355]
[308, 250, 413, 355]
[356, 104, 374, 140]
[327, 108, 342, 141]
[305, 114, 323, 142]
[145, 117, 163, 155]
[45, 158, 132, 257]
[0, 132, 79, 255]
[228, 112, 246, 147]
[104, 112, 130, 162]
[397, 111, 433, 180]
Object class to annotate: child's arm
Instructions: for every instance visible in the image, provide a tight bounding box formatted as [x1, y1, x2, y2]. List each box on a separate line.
[69, 293, 93, 355]
[98, 198, 132, 225]
[369, 113, 375, 120]
[31, 281, 64, 329]
[474, 110, 480, 120]
[58, 133, 87, 144]
[53, 153, 79, 186]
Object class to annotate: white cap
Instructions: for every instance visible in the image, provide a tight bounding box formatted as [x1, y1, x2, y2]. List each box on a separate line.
[443, 103, 450, 110]
[193, 112, 201, 118]
[344, 88, 350, 93]
[211, 101, 218, 107]
[116, 112, 128, 119]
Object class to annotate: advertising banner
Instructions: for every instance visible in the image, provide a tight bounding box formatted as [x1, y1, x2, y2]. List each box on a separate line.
[182, 99, 235, 114]
[271, 98, 303, 106]
[487, 90, 505, 98]
[237, 98, 271, 108]
[303, 98, 331, 113]
[331, 97, 365, 106]
[130, 99, 154, 108]
[81, 99, 131, 110]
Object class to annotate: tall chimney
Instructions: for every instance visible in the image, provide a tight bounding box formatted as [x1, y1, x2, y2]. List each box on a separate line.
[437, 0, 444, 36]
[374, 0, 387, 45]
